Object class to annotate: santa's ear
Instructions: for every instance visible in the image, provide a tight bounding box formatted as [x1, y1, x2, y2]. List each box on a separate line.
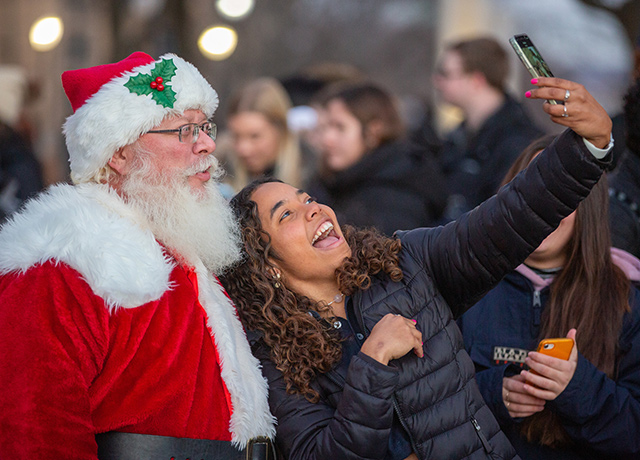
[108, 145, 134, 176]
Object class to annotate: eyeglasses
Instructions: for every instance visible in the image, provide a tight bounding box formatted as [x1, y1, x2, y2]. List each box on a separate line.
[147, 120, 217, 144]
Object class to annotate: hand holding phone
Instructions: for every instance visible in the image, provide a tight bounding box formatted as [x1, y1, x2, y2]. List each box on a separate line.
[509, 34, 558, 105]
[509, 34, 612, 148]
[529, 337, 574, 377]
[523, 333, 577, 401]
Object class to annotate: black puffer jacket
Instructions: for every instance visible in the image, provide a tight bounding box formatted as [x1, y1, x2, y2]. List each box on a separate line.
[253, 130, 607, 460]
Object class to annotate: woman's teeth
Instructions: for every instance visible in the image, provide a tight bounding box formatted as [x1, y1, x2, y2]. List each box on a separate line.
[312, 222, 334, 245]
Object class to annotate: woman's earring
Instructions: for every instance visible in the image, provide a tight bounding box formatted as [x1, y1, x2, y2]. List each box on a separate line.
[273, 272, 281, 288]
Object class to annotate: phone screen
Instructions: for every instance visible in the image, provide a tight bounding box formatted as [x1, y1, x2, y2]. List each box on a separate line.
[509, 34, 557, 104]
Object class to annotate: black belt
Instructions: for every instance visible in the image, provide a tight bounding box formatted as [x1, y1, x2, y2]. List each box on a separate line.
[96, 432, 276, 460]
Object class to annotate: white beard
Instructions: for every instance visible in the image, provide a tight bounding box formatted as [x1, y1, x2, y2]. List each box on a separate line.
[121, 150, 242, 274]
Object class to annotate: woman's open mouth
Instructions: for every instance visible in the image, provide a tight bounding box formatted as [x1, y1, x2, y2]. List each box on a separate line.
[312, 221, 340, 248]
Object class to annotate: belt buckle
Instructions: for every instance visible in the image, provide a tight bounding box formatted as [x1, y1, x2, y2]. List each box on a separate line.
[246, 436, 273, 460]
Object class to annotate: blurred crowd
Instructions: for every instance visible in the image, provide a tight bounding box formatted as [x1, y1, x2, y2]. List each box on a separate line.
[209, 31, 640, 239]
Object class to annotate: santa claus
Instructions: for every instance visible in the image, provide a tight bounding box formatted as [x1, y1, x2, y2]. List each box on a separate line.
[0, 52, 275, 459]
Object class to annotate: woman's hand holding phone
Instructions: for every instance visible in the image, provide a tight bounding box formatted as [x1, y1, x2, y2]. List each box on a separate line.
[526, 78, 612, 149]
[520, 328, 579, 402]
[510, 34, 611, 149]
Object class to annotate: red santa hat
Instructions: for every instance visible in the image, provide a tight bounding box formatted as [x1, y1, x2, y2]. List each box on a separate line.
[61, 52, 219, 182]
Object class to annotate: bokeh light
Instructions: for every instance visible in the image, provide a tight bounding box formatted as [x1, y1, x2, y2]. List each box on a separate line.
[198, 26, 238, 61]
[216, 0, 254, 20]
[29, 17, 64, 51]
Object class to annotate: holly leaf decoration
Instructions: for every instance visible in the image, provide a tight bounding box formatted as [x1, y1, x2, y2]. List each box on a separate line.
[124, 58, 178, 108]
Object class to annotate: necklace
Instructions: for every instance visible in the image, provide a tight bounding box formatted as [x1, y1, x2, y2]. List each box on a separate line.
[327, 293, 344, 306]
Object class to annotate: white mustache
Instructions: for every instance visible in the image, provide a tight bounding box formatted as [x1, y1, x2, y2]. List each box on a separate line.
[183, 156, 219, 177]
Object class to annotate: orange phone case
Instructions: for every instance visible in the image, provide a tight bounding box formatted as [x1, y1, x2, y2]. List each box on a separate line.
[529, 338, 574, 376]
[535, 338, 574, 360]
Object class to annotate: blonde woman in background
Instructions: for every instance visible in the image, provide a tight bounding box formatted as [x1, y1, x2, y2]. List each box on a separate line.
[217, 78, 317, 194]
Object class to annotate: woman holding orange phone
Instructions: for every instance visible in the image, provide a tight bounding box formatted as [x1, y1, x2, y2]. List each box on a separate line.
[458, 132, 640, 459]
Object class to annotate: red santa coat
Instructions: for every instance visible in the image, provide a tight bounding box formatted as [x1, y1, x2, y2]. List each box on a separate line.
[0, 183, 275, 459]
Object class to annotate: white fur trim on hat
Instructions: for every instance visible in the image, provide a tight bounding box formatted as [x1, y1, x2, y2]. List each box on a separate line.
[63, 54, 218, 183]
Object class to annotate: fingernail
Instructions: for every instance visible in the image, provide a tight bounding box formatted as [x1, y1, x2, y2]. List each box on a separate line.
[411, 319, 417, 323]
[525, 91, 531, 98]
[421, 342, 423, 345]
[531, 78, 538, 84]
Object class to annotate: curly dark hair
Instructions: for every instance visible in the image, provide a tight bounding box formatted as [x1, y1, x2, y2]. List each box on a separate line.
[219, 176, 403, 402]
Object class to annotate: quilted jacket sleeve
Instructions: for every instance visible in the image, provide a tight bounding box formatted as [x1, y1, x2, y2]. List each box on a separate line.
[398, 129, 609, 318]
[253, 341, 400, 460]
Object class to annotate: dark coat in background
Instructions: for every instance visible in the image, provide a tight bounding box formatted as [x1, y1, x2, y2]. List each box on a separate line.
[439, 95, 543, 221]
[0, 122, 43, 222]
[609, 149, 640, 259]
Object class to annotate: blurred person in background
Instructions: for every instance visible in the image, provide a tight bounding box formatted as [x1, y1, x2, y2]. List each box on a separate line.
[610, 78, 640, 259]
[307, 81, 446, 236]
[458, 135, 640, 459]
[216, 77, 317, 195]
[433, 36, 543, 221]
[0, 65, 43, 223]
[281, 61, 366, 155]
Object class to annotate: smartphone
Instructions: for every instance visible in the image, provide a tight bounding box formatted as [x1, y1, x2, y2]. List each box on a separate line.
[509, 34, 558, 105]
[536, 337, 574, 360]
[529, 337, 573, 376]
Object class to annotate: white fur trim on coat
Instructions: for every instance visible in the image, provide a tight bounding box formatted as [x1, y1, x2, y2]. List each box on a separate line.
[194, 261, 277, 446]
[63, 53, 219, 183]
[0, 183, 173, 309]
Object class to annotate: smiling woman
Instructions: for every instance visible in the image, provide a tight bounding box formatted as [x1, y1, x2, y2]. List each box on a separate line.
[219, 76, 614, 460]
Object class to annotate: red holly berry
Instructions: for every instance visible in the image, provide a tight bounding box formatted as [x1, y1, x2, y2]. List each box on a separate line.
[155, 76, 164, 83]
[157, 84, 165, 91]
[150, 81, 157, 89]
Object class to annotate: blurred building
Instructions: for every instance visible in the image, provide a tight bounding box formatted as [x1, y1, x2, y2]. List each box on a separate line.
[0, 0, 637, 185]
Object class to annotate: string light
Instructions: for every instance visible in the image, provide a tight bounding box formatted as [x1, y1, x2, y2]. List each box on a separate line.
[29, 17, 64, 52]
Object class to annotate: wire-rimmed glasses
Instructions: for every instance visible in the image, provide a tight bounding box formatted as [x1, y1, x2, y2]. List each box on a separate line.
[147, 120, 217, 143]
